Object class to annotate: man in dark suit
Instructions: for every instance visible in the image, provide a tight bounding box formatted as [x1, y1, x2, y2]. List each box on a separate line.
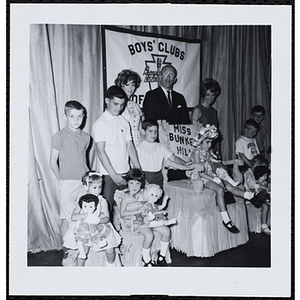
[143, 65, 190, 124]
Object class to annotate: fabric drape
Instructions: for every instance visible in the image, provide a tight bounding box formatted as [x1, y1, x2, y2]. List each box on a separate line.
[28, 24, 271, 252]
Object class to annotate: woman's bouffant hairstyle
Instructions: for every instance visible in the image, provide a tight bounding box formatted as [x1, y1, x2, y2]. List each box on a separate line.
[200, 78, 221, 98]
[114, 69, 142, 90]
[125, 168, 145, 188]
[78, 193, 99, 211]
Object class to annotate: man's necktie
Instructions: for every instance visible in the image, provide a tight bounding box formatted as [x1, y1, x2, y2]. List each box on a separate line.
[167, 90, 172, 107]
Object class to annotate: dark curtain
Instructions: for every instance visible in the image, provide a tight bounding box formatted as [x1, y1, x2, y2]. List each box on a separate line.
[28, 24, 271, 252]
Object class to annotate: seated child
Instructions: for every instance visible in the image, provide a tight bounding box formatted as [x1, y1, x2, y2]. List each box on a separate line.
[254, 165, 271, 189]
[235, 119, 260, 168]
[190, 123, 259, 234]
[136, 118, 194, 189]
[244, 155, 271, 235]
[119, 168, 173, 267]
[63, 171, 121, 266]
[250, 105, 268, 157]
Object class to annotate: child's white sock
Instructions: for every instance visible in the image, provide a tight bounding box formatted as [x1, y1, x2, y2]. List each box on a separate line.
[106, 261, 115, 267]
[160, 241, 169, 258]
[220, 211, 230, 224]
[244, 191, 255, 200]
[142, 248, 151, 263]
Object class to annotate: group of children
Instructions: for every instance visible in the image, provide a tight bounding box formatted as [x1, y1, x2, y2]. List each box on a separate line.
[50, 85, 270, 267]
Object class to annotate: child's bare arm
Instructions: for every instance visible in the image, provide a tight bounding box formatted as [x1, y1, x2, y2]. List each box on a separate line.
[127, 140, 141, 169]
[71, 205, 87, 221]
[168, 154, 194, 169]
[157, 195, 170, 210]
[49, 148, 60, 179]
[238, 153, 252, 168]
[96, 141, 126, 185]
[120, 198, 147, 217]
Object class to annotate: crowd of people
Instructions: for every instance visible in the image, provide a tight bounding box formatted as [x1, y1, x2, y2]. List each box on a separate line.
[50, 65, 271, 267]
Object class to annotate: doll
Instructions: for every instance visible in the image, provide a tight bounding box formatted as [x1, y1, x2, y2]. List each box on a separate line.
[74, 194, 111, 260]
[125, 184, 176, 227]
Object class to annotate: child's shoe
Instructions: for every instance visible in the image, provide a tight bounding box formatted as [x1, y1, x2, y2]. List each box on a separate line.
[78, 253, 86, 260]
[156, 251, 169, 266]
[142, 257, 155, 267]
[261, 224, 271, 235]
[222, 221, 240, 234]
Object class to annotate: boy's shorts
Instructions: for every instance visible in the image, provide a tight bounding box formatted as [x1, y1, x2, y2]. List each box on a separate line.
[59, 180, 83, 222]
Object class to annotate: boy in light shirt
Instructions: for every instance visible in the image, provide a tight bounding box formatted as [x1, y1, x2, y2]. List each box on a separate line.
[92, 85, 141, 220]
[136, 118, 194, 189]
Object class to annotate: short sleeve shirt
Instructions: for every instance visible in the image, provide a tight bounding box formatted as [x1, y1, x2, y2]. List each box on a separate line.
[235, 135, 260, 160]
[92, 110, 132, 175]
[51, 126, 90, 180]
[243, 168, 260, 192]
[136, 140, 173, 172]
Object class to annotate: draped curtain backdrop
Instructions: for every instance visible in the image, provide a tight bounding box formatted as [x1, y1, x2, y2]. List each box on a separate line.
[28, 24, 271, 252]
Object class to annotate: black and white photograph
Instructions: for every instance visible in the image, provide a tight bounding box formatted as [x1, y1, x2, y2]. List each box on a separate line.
[9, 2, 293, 297]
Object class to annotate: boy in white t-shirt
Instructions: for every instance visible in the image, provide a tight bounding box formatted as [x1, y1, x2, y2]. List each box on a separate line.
[235, 119, 260, 168]
[92, 85, 141, 220]
[136, 118, 193, 189]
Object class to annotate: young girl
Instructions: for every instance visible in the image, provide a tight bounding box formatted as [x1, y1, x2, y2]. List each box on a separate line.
[64, 171, 121, 266]
[244, 155, 271, 235]
[120, 169, 172, 267]
[190, 124, 257, 234]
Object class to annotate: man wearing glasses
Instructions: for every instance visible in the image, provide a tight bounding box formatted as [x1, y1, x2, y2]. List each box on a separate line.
[143, 65, 190, 125]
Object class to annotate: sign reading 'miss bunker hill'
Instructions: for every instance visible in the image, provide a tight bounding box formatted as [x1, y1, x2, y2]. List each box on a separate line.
[159, 123, 198, 162]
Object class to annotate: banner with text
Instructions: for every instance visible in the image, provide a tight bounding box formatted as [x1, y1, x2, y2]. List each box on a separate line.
[159, 122, 199, 162]
[103, 27, 201, 108]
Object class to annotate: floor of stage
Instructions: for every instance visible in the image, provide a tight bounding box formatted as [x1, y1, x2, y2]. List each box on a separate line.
[27, 232, 270, 267]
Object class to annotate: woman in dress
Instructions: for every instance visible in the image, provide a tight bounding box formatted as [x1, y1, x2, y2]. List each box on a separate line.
[191, 78, 221, 154]
[115, 69, 144, 146]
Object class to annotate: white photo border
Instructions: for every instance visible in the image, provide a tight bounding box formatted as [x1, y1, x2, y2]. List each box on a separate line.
[9, 3, 292, 297]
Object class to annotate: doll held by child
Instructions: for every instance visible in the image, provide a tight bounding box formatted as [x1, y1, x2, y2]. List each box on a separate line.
[119, 169, 174, 266]
[126, 184, 176, 228]
[63, 171, 121, 266]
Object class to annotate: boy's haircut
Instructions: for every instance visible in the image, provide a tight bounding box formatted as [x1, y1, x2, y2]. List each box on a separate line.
[82, 171, 103, 186]
[244, 119, 260, 131]
[141, 118, 159, 131]
[200, 78, 221, 98]
[251, 105, 266, 116]
[64, 100, 85, 115]
[125, 168, 145, 188]
[78, 193, 99, 210]
[253, 165, 270, 181]
[105, 85, 128, 100]
[251, 154, 268, 167]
